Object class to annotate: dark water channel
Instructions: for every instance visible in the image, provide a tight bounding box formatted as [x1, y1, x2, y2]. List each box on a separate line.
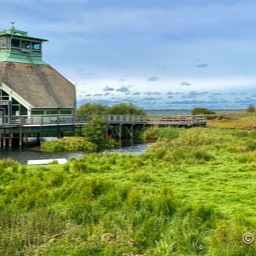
[0, 138, 148, 164]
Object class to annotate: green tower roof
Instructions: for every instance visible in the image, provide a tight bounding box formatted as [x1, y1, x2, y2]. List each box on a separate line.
[0, 28, 48, 42]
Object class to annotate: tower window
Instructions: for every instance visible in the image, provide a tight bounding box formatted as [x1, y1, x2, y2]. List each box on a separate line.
[11, 39, 20, 48]
[32, 42, 41, 50]
[22, 41, 31, 49]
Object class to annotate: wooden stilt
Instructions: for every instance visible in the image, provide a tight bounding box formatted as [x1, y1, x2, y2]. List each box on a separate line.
[9, 130, 12, 148]
[124, 125, 134, 138]
[19, 127, 22, 147]
[3, 129, 6, 148]
[25, 133, 29, 144]
[37, 133, 40, 144]
[119, 124, 122, 139]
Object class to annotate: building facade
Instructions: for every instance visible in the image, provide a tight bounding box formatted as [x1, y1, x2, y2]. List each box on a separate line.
[0, 27, 76, 118]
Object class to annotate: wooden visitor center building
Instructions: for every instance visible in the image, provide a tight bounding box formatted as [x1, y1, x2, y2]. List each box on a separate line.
[0, 26, 77, 147]
[0, 26, 206, 148]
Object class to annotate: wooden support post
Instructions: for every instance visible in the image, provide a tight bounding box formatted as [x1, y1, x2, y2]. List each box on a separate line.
[0, 133, 2, 148]
[131, 125, 133, 138]
[24, 133, 29, 144]
[19, 127, 23, 147]
[57, 130, 63, 139]
[3, 129, 6, 148]
[36, 132, 40, 144]
[125, 125, 134, 138]
[119, 124, 122, 139]
[113, 125, 121, 139]
[9, 130, 12, 148]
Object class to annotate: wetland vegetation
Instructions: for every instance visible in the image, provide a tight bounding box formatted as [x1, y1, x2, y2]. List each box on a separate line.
[41, 103, 146, 152]
[1, 120, 256, 255]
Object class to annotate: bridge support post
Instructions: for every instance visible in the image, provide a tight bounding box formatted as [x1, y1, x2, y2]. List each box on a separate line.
[3, 129, 6, 148]
[125, 125, 134, 138]
[24, 133, 29, 144]
[119, 124, 122, 139]
[37, 133, 41, 144]
[19, 127, 22, 147]
[8, 129, 12, 148]
[57, 131, 64, 138]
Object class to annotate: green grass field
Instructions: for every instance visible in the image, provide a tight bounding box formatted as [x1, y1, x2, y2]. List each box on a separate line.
[1, 127, 256, 255]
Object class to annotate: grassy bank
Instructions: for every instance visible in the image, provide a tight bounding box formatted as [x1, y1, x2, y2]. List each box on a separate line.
[1, 127, 256, 255]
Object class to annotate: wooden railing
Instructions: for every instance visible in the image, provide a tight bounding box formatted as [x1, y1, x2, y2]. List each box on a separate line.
[0, 114, 207, 127]
[145, 115, 207, 126]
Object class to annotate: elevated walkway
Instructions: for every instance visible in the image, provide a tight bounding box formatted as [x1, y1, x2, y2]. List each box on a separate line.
[0, 114, 207, 147]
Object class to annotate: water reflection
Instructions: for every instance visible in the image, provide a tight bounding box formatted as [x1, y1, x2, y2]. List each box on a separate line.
[0, 147, 84, 165]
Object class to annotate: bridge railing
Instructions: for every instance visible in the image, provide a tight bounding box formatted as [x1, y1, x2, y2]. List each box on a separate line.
[22, 115, 92, 126]
[0, 114, 206, 127]
[146, 115, 207, 126]
[0, 115, 90, 126]
[106, 115, 146, 124]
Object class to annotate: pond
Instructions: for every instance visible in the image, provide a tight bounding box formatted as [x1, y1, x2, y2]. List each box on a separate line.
[0, 139, 149, 164]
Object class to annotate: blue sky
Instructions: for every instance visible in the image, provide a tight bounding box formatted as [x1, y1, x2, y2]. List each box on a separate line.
[2, 0, 256, 109]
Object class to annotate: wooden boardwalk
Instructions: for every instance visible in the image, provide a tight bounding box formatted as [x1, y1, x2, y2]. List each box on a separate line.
[0, 114, 207, 147]
[0, 114, 207, 127]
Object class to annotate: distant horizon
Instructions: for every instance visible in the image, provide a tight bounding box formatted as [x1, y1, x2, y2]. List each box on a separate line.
[76, 100, 247, 112]
[145, 108, 244, 111]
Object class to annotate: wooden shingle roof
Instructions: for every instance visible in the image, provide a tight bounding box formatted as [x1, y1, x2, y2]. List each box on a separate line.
[0, 62, 75, 109]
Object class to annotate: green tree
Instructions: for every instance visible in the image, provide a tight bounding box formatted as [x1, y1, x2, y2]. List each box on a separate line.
[246, 105, 255, 113]
[106, 103, 146, 115]
[192, 107, 216, 115]
[76, 103, 108, 116]
[81, 115, 107, 146]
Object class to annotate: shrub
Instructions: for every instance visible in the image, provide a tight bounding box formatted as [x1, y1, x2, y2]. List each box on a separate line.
[192, 107, 216, 115]
[246, 105, 255, 113]
[76, 103, 107, 116]
[41, 137, 97, 152]
[106, 103, 146, 115]
[81, 115, 110, 149]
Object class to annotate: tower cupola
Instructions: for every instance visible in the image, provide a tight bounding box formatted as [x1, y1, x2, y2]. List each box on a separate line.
[0, 27, 48, 64]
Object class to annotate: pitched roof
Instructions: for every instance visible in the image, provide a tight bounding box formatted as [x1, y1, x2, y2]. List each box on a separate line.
[0, 62, 76, 109]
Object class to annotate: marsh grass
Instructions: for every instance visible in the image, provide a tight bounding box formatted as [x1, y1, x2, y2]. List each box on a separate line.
[1, 127, 256, 255]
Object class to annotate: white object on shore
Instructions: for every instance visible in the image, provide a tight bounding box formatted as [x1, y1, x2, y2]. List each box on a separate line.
[27, 159, 68, 165]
